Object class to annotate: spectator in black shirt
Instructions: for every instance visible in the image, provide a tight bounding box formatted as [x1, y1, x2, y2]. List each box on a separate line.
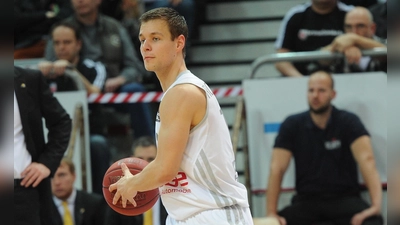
[275, 0, 353, 77]
[266, 71, 383, 225]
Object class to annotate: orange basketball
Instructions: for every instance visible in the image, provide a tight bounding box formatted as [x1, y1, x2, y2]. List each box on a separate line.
[102, 157, 159, 216]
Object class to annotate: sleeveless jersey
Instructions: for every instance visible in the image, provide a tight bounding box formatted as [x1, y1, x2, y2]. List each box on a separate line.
[156, 71, 250, 221]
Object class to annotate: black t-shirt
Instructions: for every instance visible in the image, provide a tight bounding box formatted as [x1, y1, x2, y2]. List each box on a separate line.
[275, 2, 353, 75]
[46, 58, 107, 134]
[274, 106, 369, 195]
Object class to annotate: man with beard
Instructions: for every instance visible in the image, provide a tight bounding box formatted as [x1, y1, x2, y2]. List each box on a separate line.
[265, 71, 383, 225]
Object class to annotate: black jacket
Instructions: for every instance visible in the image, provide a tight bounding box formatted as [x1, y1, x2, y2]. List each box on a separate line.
[50, 190, 108, 225]
[14, 66, 71, 225]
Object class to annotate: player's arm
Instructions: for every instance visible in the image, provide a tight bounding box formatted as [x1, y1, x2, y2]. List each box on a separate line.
[144, 84, 206, 186]
[114, 84, 205, 192]
[266, 148, 292, 225]
[275, 48, 303, 77]
[350, 135, 382, 224]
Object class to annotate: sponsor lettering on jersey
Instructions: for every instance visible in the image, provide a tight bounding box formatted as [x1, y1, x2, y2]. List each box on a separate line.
[162, 172, 192, 195]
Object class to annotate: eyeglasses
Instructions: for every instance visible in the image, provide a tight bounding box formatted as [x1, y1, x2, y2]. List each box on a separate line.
[344, 23, 368, 30]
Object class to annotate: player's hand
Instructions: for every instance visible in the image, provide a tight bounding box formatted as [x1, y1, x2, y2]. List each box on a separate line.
[344, 46, 362, 65]
[20, 162, 51, 188]
[105, 76, 126, 93]
[38, 61, 54, 77]
[331, 33, 357, 52]
[350, 206, 380, 225]
[53, 60, 70, 76]
[109, 163, 138, 208]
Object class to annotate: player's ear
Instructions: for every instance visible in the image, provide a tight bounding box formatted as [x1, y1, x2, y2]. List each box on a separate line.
[176, 34, 185, 52]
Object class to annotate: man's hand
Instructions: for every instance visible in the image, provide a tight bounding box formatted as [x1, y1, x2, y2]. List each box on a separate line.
[266, 213, 287, 225]
[350, 206, 380, 225]
[109, 163, 138, 208]
[331, 33, 358, 52]
[52, 60, 71, 76]
[38, 61, 54, 77]
[20, 162, 51, 188]
[105, 76, 126, 92]
[344, 46, 362, 65]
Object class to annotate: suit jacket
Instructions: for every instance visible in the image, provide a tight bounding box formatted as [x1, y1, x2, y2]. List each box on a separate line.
[14, 66, 71, 225]
[50, 190, 108, 225]
[105, 198, 168, 225]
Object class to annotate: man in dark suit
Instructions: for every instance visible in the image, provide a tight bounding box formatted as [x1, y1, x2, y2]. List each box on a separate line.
[14, 66, 71, 225]
[105, 136, 167, 225]
[51, 157, 107, 225]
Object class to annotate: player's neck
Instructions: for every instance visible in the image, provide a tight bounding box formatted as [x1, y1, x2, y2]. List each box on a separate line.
[157, 60, 187, 92]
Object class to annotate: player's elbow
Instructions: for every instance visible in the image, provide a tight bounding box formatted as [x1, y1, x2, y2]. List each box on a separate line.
[157, 169, 177, 184]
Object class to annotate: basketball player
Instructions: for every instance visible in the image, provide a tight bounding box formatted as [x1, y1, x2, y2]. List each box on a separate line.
[109, 7, 253, 225]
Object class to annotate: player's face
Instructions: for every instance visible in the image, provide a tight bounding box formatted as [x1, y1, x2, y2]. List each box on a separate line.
[344, 13, 375, 38]
[51, 162, 76, 201]
[307, 73, 336, 114]
[139, 19, 184, 72]
[53, 26, 81, 63]
[134, 145, 157, 163]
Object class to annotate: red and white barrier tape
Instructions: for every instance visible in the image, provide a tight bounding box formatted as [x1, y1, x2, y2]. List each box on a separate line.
[88, 86, 243, 104]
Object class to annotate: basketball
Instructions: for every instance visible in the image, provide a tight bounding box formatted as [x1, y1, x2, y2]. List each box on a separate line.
[102, 157, 159, 216]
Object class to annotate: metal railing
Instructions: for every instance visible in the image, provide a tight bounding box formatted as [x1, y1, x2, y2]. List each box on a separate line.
[249, 47, 387, 79]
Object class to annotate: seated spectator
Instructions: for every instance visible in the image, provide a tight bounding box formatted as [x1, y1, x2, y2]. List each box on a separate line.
[44, 0, 155, 139]
[50, 158, 107, 225]
[275, 0, 353, 77]
[321, 7, 386, 73]
[14, 0, 73, 59]
[369, 1, 386, 40]
[38, 21, 111, 195]
[105, 136, 167, 225]
[266, 71, 383, 225]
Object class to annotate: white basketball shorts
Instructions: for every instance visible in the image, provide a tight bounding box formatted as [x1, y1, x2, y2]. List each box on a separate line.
[166, 205, 253, 225]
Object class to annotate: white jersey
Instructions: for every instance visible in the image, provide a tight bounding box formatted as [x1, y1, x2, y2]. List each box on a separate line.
[156, 71, 250, 222]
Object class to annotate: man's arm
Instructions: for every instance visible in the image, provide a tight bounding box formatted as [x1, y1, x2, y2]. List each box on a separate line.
[266, 148, 292, 225]
[350, 135, 382, 225]
[38, 73, 72, 175]
[331, 33, 386, 52]
[275, 48, 303, 77]
[110, 84, 206, 206]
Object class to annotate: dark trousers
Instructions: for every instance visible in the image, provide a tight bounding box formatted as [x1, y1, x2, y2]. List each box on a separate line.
[14, 180, 41, 225]
[279, 194, 383, 225]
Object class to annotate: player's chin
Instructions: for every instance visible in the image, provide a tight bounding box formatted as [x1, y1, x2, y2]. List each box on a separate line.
[144, 64, 156, 72]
